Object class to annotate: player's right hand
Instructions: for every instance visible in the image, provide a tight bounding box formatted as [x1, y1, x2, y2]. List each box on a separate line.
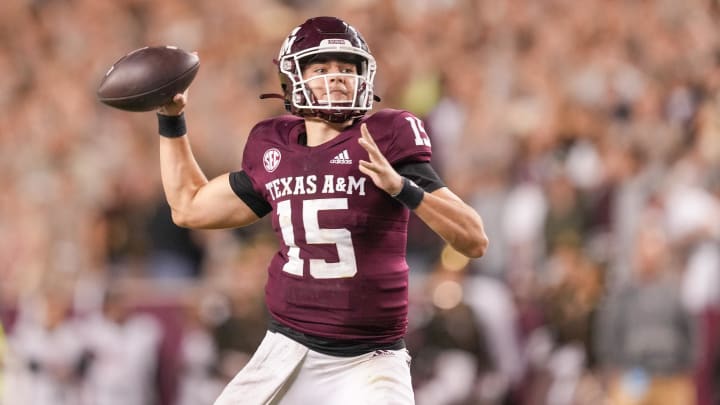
[358, 123, 404, 196]
[158, 90, 188, 116]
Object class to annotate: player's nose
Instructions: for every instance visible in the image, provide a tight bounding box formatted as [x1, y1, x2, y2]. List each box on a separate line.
[328, 71, 345, 83]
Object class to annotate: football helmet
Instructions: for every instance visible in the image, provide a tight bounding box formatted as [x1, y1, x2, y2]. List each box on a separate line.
[262, 17, 377, 123]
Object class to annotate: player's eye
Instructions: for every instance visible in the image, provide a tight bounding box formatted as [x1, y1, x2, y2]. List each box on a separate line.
[338, 63, 356, 73]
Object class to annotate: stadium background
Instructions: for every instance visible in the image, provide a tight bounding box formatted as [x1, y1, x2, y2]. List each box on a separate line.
[1, 0, 719, 404]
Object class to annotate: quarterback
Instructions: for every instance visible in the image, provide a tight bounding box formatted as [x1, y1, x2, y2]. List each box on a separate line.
[155, 16, 488, 405]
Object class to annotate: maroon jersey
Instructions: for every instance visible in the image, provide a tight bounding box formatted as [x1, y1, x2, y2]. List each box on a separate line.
[241, 109, 433, 343]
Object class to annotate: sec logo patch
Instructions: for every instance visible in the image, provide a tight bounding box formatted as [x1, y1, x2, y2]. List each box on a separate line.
[263, 148, 282, 172]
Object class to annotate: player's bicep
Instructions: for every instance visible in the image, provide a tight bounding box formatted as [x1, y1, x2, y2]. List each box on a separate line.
[179, 173, 264, 229]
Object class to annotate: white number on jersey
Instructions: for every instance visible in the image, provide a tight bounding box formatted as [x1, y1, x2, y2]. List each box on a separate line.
[277, 198, 358, 279]
[405, 116, 431, 147]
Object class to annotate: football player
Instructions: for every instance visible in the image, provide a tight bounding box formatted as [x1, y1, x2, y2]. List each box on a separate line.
[155, 16, 488, 405]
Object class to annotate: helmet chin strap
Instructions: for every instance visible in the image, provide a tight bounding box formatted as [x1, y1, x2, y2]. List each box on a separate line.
[259, 93, 292, 113]
[259, 93, 285, 100]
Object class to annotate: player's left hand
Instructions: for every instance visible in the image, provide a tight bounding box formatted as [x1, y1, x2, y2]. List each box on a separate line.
[358, 123, 404, 196]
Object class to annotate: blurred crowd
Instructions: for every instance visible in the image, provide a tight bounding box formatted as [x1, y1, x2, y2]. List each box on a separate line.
[1, 0, 720, 404]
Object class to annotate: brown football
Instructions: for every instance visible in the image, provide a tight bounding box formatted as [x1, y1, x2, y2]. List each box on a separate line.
[97, 46, 199, 112]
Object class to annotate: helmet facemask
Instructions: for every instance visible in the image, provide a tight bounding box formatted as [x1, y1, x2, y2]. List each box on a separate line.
[279, 46, 377, 123]
[261, 17, 379, 123]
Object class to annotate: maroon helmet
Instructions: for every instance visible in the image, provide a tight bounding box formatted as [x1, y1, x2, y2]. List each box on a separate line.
[263, 17, 377, 123]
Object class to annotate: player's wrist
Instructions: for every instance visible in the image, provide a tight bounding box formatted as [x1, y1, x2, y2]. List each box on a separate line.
[391, 177, 424, 210]
[387, 175, 404, 196]
[157, 112, 187, 138]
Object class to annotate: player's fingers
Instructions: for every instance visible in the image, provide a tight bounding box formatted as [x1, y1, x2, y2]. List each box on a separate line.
[358, 163, 379, 180]
[358, 137, 373, 153]
[359, 132, 385, 164]
[360, 124, 379, 148]
[358, 159, 379, 173]
[358, 137, 378, 160]
[360, 129, 393, 169]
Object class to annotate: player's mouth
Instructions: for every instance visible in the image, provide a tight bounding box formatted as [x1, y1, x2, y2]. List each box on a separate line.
[321, 90, 350, 102]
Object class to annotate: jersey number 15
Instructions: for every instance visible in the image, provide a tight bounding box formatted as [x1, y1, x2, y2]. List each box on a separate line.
[277, 198, 357, 279]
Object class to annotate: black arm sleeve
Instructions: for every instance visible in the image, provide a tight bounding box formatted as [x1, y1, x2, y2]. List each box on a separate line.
[395, 162, 446, 193]
[228, 171, 272, 218]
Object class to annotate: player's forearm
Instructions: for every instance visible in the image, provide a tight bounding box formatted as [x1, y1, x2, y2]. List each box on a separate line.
[159, 136, 209, 225]
[413, 189, 488, 258]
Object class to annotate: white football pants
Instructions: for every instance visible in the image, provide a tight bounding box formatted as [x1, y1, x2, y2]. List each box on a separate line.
[213, 330, 414, 405]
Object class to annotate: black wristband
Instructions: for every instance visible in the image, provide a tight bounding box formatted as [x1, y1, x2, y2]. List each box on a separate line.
[392, 177, 424, 209]
[157, 112, 187, 138]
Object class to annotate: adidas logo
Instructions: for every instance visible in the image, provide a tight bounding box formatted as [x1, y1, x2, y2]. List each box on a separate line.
[330, 150, 352, 164]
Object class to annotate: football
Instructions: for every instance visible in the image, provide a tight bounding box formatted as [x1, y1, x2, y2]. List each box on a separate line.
[97, 45, 200, 112]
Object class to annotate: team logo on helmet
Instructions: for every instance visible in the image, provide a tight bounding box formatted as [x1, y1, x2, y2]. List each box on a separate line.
[263, 148, 282, 172]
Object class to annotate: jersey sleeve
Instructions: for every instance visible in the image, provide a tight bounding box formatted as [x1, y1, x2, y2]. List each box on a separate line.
[385, 110, 433, 165]
[233, 121, 273, 213]
[396, 162, 446, 193]
[240, 121, 269, 176]
[229, 171, 272, 218]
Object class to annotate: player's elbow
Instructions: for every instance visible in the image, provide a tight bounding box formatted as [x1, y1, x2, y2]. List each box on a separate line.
[443, 215, 489, 258]
[170, 208, 198, 229]
[478, 227, 490, 256]
[459, 232, 488, 258]
[170, 210, 190, 228]
[457, 216, 489, 258]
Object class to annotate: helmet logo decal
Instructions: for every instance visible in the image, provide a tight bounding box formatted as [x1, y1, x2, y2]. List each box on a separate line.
[263, 148, 282, 173]
[279, 26, 301, 60]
